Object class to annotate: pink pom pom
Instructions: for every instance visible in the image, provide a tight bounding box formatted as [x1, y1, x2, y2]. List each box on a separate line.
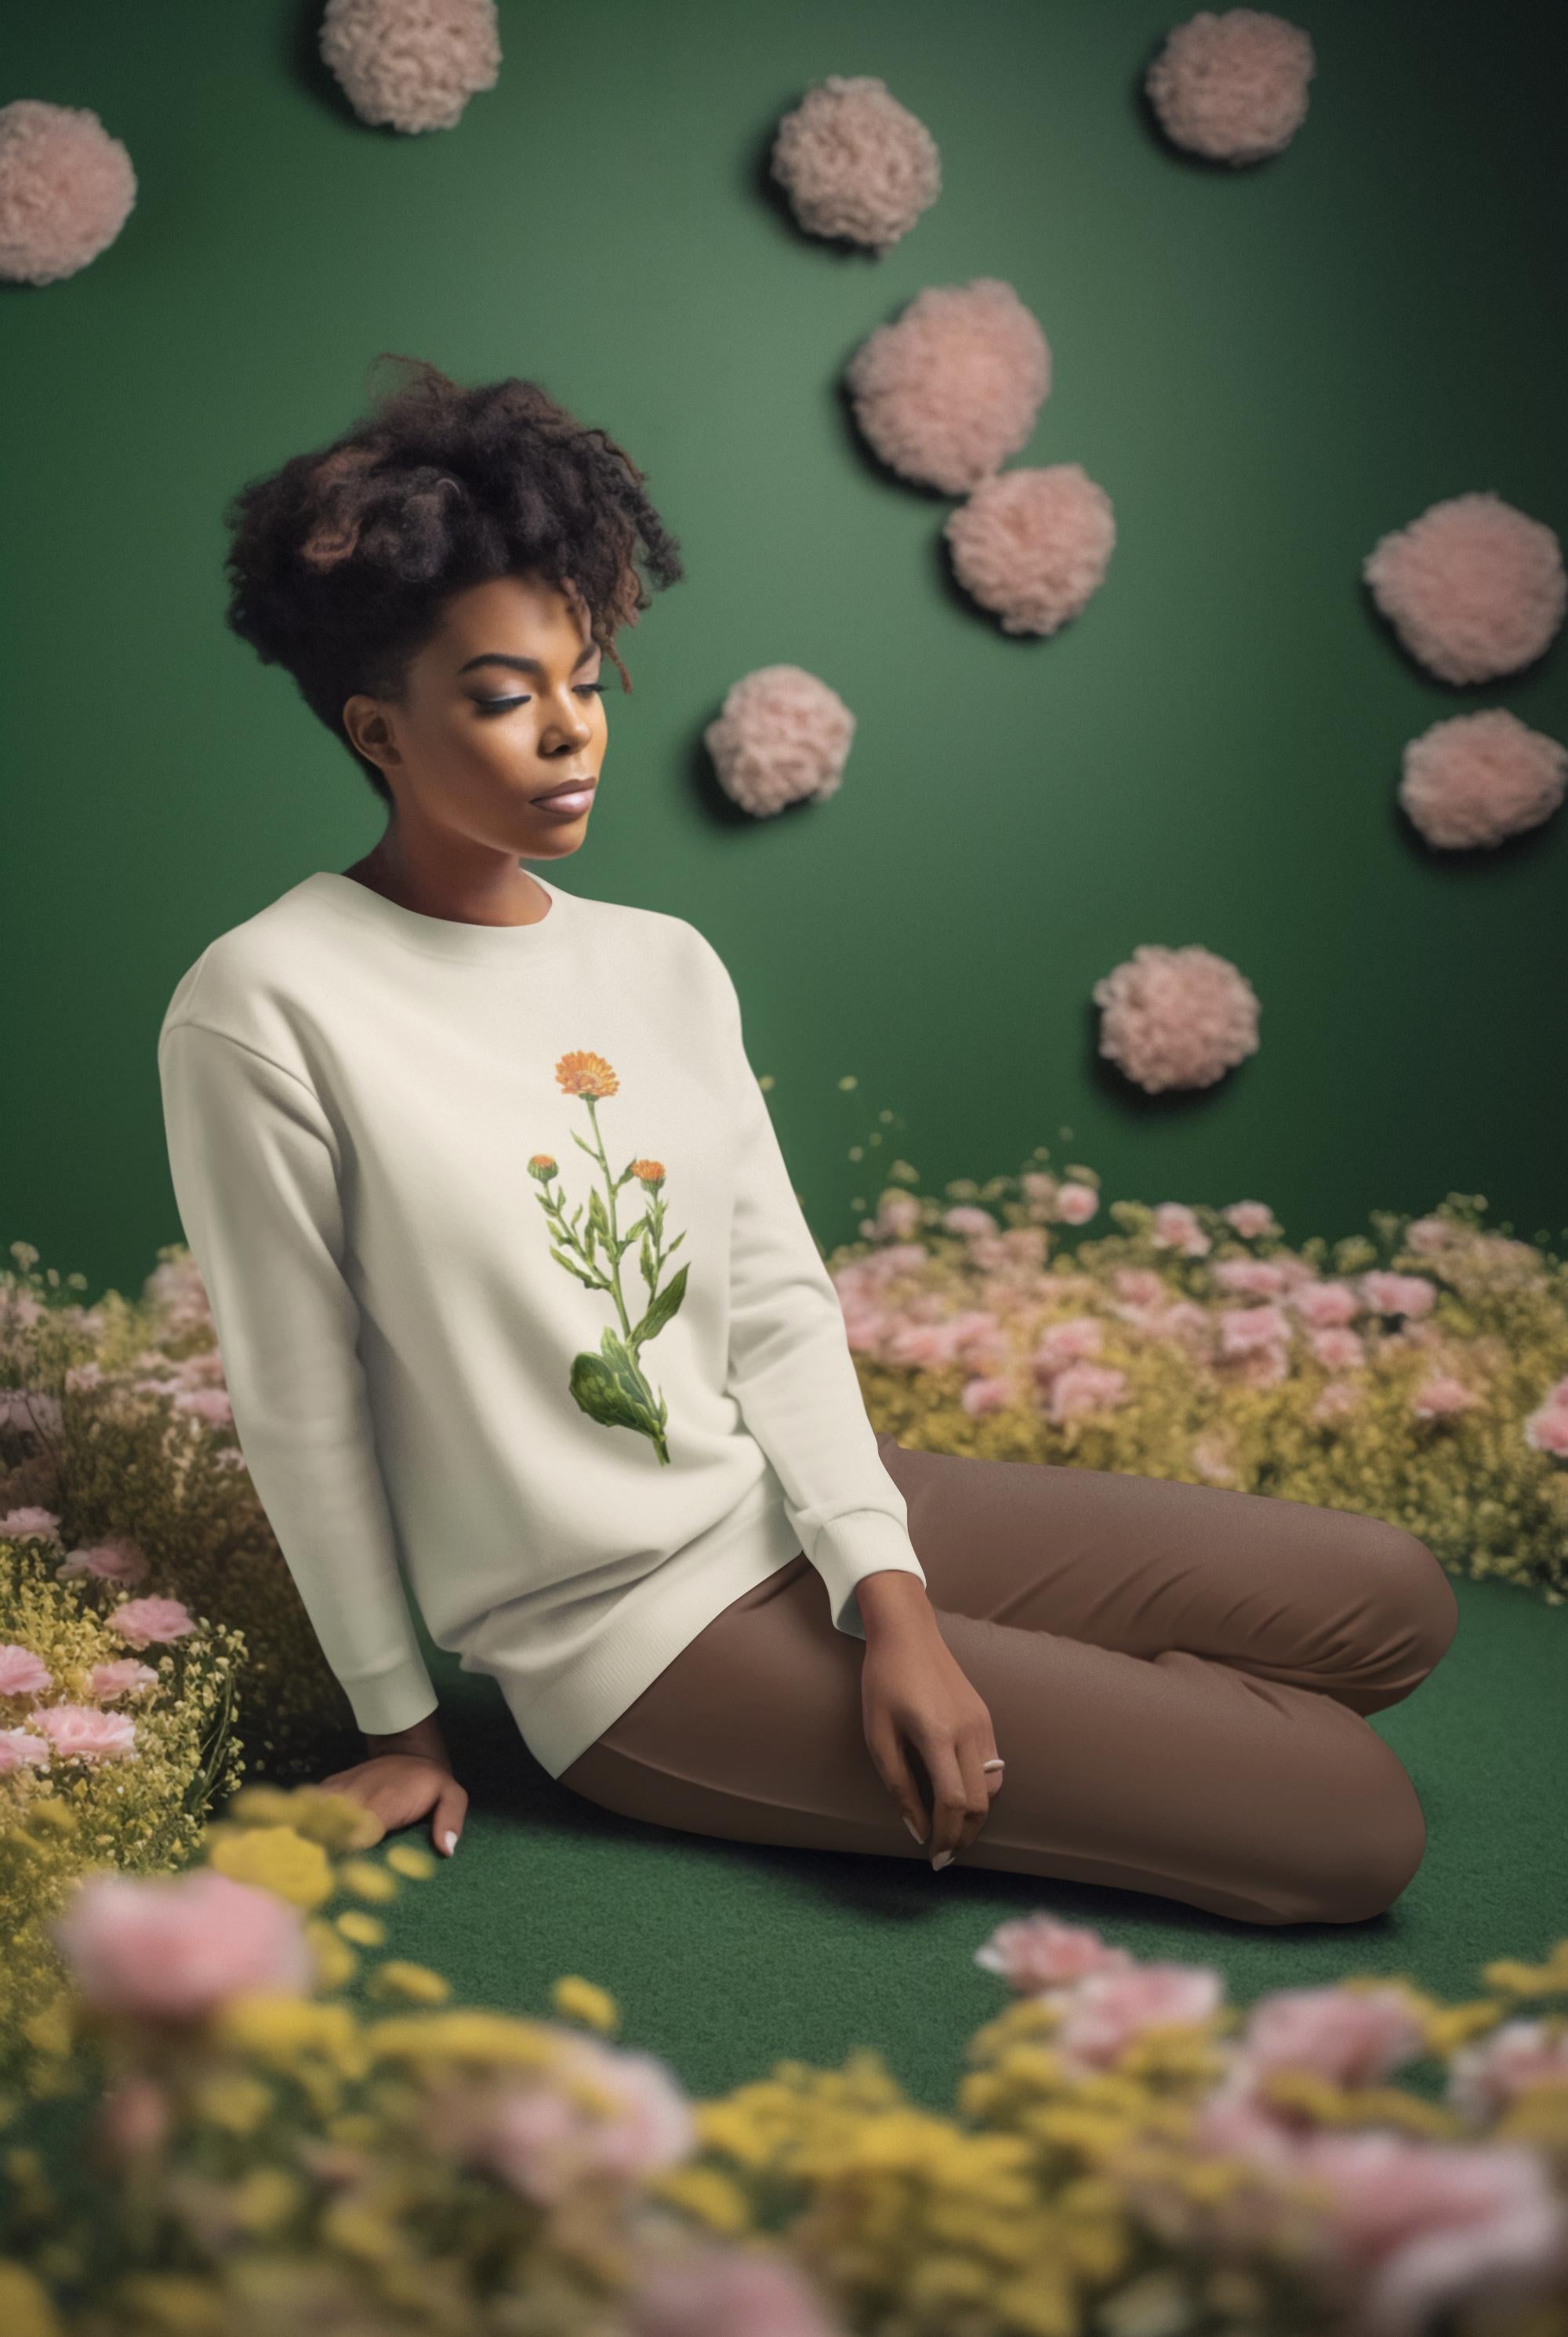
[1399, 709, 1566, 850]
[771, 75, 941, 254]
[845, 278, 1051, 494]
[945, 463, 1116, 637]
[1364, 492, 1566, 685]
[1145, 9, 1316, 163]
[319, 0, 501, 134]
[702, 665, 855, 817]
[1093, 943, 1261, 1093]
[0, 100, 136, 286]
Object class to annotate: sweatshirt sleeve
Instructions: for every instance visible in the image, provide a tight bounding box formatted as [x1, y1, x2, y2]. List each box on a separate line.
[712, 960, 929, 1637]
[157, 1016, 440, 1736]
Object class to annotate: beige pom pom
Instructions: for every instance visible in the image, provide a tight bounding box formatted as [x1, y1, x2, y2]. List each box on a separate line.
[0, 99, 136, 285]
[945, 464, 1116, 636]
[771, 75, 941, 254]
[703, 666, 855, 819]
[320, 0, 501, 134]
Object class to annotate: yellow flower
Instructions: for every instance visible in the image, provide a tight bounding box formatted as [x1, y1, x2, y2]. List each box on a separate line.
[212, 1994, 363, 2073]
[335, 1910, 385, 1948]
[646, 2163, 751, 2233]
[111, 2273, 226, 2334]
[231, 2166, 303, 2233]
[338, 1857, 399, 1904]
[303, 1919, 357, 1990]
[191, 2072, 273, 2135]
[0, 2260, 64, 2337]
[384, 1843, 436, 1881]
[366, 2010, 559, 2069]
[368, 1962, 451, 2006]
[228, 1784, 383, 1852]
[630, 1158, 666, 1185]
[555, 1050, 619, 1099]
[208, 1824, 334, 1910]
[551, 1974, 619, 2034]
[319, 2197, 405, 2262]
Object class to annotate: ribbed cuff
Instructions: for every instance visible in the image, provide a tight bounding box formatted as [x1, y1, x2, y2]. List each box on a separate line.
[807, 1510, 929, 1640]
[341, 1654, 441, 1739]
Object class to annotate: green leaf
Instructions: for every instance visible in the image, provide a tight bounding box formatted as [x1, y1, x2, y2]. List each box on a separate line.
[630, 1261, 687, 1347]
[568, 1329, 664, 1442]
[549, 1245, 601, 1290]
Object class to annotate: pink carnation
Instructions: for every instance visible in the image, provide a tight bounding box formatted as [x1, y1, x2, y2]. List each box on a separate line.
[1523, 1397, 1568, 1460]
[1047, 1361, 1127, 1422]
[1224, 1200, 1280, 1238]
[106, 1596, 195, 1649]
[53, 1867, 314, 2021]
[1054, 1963, 1226, 2069]
[1218, 1303, 1290, 1357]
[945, 463, 1116, 638]
[89, 1659, 161, 1699]
[1114, 1267, 1167, 1304]
[27, 1703, 136, 1761]
[1311, 1327, 1365, 1372]
[458, 2029, 696, 2204]
[960, 1375, 1013, 1416]
[1094, 945, 1260, 1094]
[0, 1643, 53, 1698]
[1363, 492, 1566, 685]
[1411, 1375, 1480, 1421]
[1360, 1272, 1436, 1320]
[1033, 1315, 1104, 1374]
[0, 1728, 52, 1773]
[844, 277, 1051, 494]
[943, 1205, 999, 1238]
[770, 74, 940, 254]
[56, 1536, 149, 1586]
[1290, 1278, 1361, 1327]
[1149, 1201, 1213, 1256]
[974, 1914, 1136, 1994]
[1399, 710, 1567, 850]
[0, 1506, 62, 1541]
[1054, 1180, 1099, 1224]
[1404, 1216, 1455, 1256]
[172, 1385, 235, 1429]
[1447, 2019, 1568, 2123]
[703, 664, 855, 817]
[1240, 1984, 1426, 2087]
[1212, 1257, 1287, 1296]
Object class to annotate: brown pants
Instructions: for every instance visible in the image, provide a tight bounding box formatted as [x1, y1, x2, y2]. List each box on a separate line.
[558, 1432, 1461, 1926]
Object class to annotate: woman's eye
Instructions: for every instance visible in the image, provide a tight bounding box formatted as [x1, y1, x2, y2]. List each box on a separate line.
[474, 682, 607, 714]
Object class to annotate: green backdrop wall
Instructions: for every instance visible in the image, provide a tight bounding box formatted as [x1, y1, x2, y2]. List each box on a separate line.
[5, 0, 1565, 1314]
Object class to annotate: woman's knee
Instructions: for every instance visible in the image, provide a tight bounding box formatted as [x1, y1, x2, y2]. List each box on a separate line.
[1275, 1735, 1429, 1924]
[1356, 1520, 1461, 1685]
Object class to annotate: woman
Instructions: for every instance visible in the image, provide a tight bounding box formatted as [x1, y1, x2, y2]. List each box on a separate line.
[159, 356, 1458, 1929]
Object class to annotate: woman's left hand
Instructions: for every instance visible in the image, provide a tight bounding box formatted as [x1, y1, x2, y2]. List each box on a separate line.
[856, 1590, 1004, 1867]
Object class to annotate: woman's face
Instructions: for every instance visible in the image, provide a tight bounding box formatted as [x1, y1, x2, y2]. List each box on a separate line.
[343, 570, 609, 864]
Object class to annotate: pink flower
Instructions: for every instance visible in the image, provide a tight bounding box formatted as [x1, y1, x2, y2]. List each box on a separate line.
[470, 2031, 696, 2204]
[0, 1389, 63, 1435]
[1287, 2129, 1566, 2337]
[0, 1506, 62, 1541]
[53, 1869, 314, 2022]
[1033, 1315, 1104, 1374]
[89, 1659, 161, 1700]
[1523, 1397, 1568, 1460]
[1411, 1375, 1479, 1421]
[1240, 1984, 1426, 2088]
[1218, 1303, 1291, 1357]
[627, 2243, 839, 2337]
[1149, 1201, 1211, 1256]
[960, 1375, 1013, 1416]
[1448, 2019, 1568, 2123]
[1191, 1433, 1240, 1485]
[1311, 1327, 1366, 1372]
[1360, 1271, 1436, 1320]
[1230, 1343, 1290, 1390]
[1213, 1257, 1288, 1296]
[973, 1914, 1135, 1994]
[56, 1536, 150, 1586]
[0, 1727, 52, 1773]
[26, 1704, 137, 1761]
[943, 1205, 1000, 1239]
[0, 1643, 53, 1698]
[1113, 1267, 1165, 1306]
[1054, 1181, 1098, 1224]
[106, 1596, 195, 1649]
[1315, 1379, 1364, 1423]
[1404, 1217, 1455, 1256]
[1047, 1362, 1127, 1423]
[171, 1386, 234, 1428]
[868, 1190, 921, 1241]
[1290, 1278, 1362, 1327]
[1224, 1201, 1280, 1238]
[1054, 1964, 1226, 2069]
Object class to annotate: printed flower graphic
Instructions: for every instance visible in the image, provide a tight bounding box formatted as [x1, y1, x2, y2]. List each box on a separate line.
[530, 1052, 687, 1465]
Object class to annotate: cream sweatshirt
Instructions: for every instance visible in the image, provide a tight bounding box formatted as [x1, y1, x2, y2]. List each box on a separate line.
[156, 869, 927, 1776]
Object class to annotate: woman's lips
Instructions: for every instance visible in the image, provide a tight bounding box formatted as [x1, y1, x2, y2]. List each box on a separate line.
[531, 782, 595, 816]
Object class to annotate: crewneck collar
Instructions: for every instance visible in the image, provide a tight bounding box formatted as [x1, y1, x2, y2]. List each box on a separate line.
[299, 868, 575, 965]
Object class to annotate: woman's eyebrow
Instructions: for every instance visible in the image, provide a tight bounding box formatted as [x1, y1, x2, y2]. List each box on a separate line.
[457, 644, 599, 677]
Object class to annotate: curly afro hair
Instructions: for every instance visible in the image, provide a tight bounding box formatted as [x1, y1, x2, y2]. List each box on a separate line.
[222, 354, 684, 805]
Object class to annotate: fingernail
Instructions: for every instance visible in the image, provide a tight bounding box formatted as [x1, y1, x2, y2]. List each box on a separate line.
[931, 1850, 953, 1871]
[441, 1830, 457, 1854]
[903, 1815, 925, 1844]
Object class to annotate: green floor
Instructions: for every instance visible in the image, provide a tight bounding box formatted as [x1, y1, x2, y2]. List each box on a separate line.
[353, 1574, 1564, 2114]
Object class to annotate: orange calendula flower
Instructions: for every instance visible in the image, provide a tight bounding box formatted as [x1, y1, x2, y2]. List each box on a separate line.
[630, 1159, 666, 1185]
[555, 1051, 619, 1099]
[528, 1154, 557, 1179]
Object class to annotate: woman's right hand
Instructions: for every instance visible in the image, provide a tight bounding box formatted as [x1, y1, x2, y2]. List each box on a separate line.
[319, 1710, 468, 1855]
